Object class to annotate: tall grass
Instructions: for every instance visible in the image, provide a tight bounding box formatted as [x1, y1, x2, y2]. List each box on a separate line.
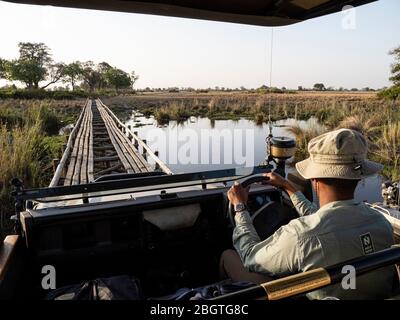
[286, 125, 327, 162]
[0, 101, 77, 239]
[0, 119, 43, 238]
[154, 102, 191, 124]
[373, 121, 400, 180]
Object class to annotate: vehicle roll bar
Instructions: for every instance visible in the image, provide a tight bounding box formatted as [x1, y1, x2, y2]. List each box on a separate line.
[211, 245, 400, 300]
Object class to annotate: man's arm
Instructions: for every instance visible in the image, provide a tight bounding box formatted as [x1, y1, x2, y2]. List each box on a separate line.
[233, 210, 301, 277]
[264, 172, 318, 216]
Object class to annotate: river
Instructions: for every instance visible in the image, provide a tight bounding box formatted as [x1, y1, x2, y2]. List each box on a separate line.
[125, 111, 384, 203]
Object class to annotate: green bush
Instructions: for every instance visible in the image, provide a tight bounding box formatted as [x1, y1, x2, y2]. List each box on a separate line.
[0, 89, 90, 100]
[377, 86, 400, 101]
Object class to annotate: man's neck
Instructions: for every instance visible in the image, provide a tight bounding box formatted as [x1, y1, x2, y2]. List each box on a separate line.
[318, 193, 354, 208]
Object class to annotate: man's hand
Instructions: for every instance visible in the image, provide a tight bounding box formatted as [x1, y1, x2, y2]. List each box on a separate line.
[263, 172, 298, 196]
[227, 182, 249, 206]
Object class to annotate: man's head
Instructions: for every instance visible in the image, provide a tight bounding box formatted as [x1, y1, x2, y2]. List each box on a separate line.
[296, 128, 382, 203]
[296, 128, 382, 181]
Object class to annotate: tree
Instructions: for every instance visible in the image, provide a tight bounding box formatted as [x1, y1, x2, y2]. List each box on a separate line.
[41, 63, 66, 89]
[0, 58, 7, 79]
[5, 58, 47, 89]
[105, 68, 132, 91]
[389, 46, 400, 86]
[313, 83, 325, 91]
[130, 71, 139, 88]
[18, 42, 52, 64]
[97, 62, 113, 89]
[3, 42, 65, 89]
[82, 61, 101, 92]
[63, 61, 84, 90]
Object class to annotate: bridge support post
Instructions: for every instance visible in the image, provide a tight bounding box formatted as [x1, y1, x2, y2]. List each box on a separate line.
[155, 151, 160, 170]
[142, 139, 147, 161]
[52, 159, 59, 173]
[134, 131, 139, 148]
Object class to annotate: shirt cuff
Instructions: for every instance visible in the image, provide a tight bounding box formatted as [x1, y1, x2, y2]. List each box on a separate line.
[234, 210, 252, 225]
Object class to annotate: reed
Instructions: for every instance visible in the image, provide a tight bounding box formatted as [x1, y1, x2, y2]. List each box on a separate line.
[0, 100, 81, 239]
[373, 121, 400, 180]
[0, 119, 43, 238]
[285, 124, 327, 162]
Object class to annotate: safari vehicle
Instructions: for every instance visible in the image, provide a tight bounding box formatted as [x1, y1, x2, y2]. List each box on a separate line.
[1, 0, 400, 300]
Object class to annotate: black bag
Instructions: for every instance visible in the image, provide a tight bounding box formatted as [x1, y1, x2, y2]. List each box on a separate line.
[45, 275, 143, 300]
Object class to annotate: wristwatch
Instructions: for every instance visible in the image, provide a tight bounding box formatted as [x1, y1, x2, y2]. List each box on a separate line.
[234, 203, 247, 213]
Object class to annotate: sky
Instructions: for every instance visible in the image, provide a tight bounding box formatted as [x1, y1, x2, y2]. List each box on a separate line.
[0, 0, 399, 89]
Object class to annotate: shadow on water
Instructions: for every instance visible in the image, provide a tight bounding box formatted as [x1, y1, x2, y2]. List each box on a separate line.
[125, 111, 383, 203]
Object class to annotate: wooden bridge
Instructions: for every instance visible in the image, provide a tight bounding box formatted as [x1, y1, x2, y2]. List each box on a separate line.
[50, 99, 172, 187]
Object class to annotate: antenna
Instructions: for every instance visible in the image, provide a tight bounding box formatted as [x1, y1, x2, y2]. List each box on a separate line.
[268, 27, 274, 137]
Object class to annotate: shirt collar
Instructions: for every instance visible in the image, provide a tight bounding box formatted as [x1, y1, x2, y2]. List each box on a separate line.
[318, 199, 359, 211]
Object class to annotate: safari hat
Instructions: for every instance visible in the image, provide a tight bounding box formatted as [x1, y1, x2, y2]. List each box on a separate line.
[295, 128, 383, 180]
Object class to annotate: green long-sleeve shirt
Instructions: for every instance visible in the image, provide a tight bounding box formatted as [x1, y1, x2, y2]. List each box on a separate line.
[233, 191, 395, 299]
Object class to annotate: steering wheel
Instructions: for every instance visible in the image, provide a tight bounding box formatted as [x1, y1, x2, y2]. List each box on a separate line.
[227, 174, 269, 226]
[227, 173, 299, 240]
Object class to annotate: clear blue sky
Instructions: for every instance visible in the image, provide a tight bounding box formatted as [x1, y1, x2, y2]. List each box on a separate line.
[0, 0, 399, 89]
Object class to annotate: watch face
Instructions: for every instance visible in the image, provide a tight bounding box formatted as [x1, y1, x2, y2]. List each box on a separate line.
[235, 203, 246, 212]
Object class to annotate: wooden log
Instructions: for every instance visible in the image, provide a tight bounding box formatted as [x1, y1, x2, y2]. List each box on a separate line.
[95, 163, 123, 176]
[97, 104, 134, 173]
[133, 131, 139, 148]
[97, 99, 172, 174]
[154, 151, 160, 170]
[52, 159, 59, 173]
[64, 101, 90, 185]
[94, 155, 120, 162]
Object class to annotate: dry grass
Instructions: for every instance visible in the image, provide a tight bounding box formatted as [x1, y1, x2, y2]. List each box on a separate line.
[0, 116, 43, 238]
[286, 125, 327, 162]
[0, 100, 82, 239]
[374, 121, 400, 180]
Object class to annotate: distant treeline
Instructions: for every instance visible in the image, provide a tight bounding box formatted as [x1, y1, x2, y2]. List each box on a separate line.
[0, 42, 139, 94]
[137, 85, 377, 94]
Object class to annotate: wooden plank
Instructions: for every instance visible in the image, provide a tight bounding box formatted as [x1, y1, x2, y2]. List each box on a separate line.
[97, 105, 134, 173]
[95, 163, 123, 176]
[50, 98, 88, 186]
[64, 101, 90, 186]
[97, 99, 172, 175]
[72, 103, 90, 185]
[94, 155, 120, 162]
[87, 104, 94, 183]
[98, 103, 148, 173]
[80, 103, 92, 184]
[97, 100, 150, 172]
[101, 109, 142, 172]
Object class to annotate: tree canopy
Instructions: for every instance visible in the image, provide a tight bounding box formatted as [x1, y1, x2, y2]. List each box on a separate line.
[313, 83, 326, 91]
[0, 42, 139, 92]
[389, 46, 400, 86]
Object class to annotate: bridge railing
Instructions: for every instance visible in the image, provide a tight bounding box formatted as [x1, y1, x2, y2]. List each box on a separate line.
[49, 99, 90, 187]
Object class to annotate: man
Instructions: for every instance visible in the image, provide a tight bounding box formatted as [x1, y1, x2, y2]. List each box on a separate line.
[221, 128, 396, 299]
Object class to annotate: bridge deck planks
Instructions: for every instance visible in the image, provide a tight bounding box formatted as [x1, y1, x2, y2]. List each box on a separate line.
[61, 99, 159, 186]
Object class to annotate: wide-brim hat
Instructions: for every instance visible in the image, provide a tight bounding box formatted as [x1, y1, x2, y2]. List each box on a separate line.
[295, 129, 383, 180]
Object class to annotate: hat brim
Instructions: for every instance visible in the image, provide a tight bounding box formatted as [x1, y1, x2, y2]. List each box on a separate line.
[295, 158, 383, 180]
